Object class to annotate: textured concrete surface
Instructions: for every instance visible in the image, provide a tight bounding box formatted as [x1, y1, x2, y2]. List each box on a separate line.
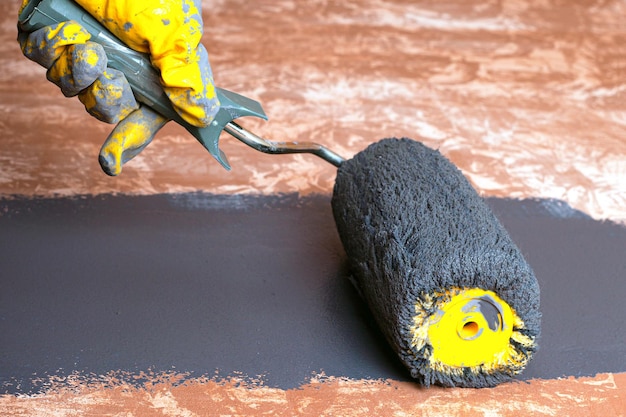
[2, 0, 625, 222]
[2, 0, 626, 414]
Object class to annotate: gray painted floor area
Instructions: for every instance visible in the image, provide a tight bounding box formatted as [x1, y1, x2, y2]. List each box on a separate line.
[1, 194, 625, 394]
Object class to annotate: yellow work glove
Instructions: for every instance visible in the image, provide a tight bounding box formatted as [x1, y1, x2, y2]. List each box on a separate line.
[17, 0, 220, 176]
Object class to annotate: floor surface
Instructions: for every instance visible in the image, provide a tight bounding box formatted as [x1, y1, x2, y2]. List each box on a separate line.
[2, 0, 626, 415]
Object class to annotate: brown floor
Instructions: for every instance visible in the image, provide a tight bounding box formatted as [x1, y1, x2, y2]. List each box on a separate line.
[3, 0, 625, 223]
[2, 0, 626, 415]
[1, 372, 625, 416]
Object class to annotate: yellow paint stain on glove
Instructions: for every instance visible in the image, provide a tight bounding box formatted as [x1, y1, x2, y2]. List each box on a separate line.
[99, 106, 168, 176]
[47, 43, 105, 96]
[20, 21, 112, 98]
[19, 0, 28, 15]
[76, 45, 101, 68]
[79, 69, 138, 124]
[76, 0, 219, 127]
[45, 21, 90, 44]
[20, 21, 91, 68]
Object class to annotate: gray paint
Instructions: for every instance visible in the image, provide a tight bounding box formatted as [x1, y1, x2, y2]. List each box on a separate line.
[1, 194, 625, 393]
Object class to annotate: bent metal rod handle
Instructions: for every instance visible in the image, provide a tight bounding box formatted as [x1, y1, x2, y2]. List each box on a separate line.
[223, 122, 344, 167]
[18, 0, 345, 169]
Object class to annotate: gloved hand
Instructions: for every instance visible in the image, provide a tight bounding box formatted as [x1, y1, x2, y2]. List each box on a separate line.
[18, 0, 220, 176]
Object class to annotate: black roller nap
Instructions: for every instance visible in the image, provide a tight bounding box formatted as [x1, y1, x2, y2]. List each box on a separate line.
[331, 138, 541, 388]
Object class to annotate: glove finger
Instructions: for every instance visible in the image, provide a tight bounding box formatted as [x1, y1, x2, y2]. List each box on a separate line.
[155, 0, 220, 127]
[98, 105, 168, 176]
[47, 41, 107, 97]
[78, 68, 139, 124]
[19, 21, 91, 69]
[161, 43, 220, 128]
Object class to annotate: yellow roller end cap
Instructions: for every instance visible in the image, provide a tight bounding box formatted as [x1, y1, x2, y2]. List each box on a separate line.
[427, 288, 514, 368]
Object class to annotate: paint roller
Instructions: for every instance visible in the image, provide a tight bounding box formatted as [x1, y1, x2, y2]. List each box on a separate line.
[19, 0, 541, 388]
